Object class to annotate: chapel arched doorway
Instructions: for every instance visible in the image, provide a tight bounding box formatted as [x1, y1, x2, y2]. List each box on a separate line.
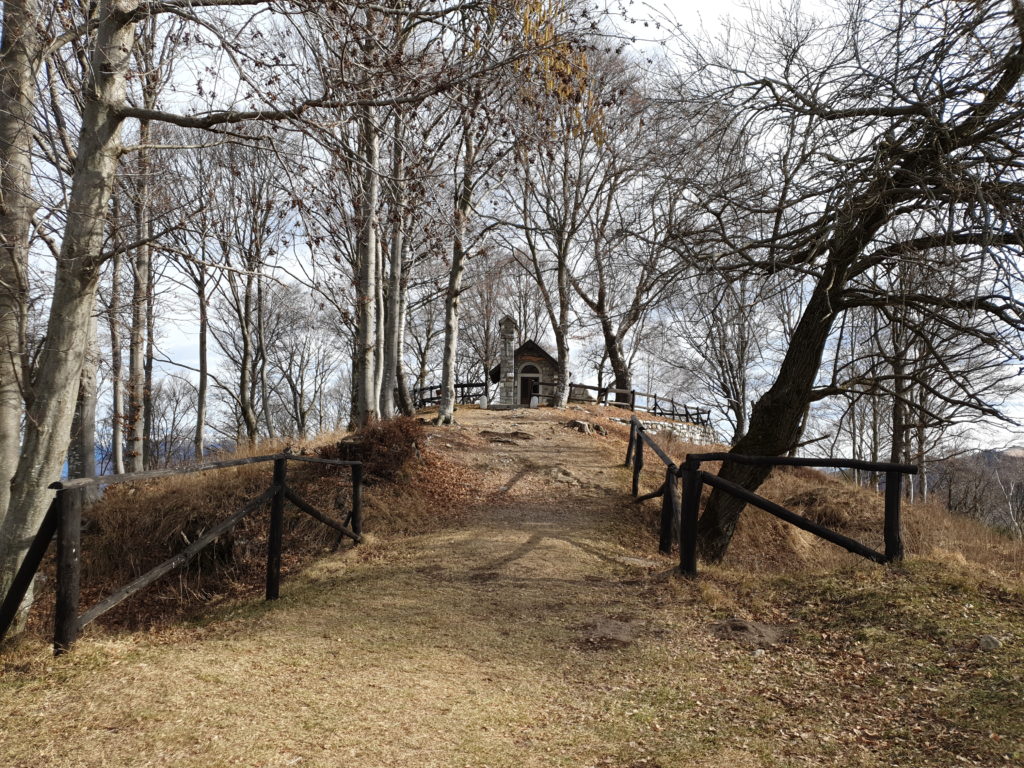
[519, 364, 540, 405]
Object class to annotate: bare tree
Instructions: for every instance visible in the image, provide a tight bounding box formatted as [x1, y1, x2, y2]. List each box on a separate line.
[661, 274, 790, 444]
[674, 0, 1024, 561]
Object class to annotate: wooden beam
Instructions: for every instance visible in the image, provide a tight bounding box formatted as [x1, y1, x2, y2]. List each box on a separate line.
[0, 495, 61, 643]
[54, 489, 80, 655]
[686, 452, 918, 474]
[76, 486, 277, 629]
[699, 471, 887, 564]
[284, 488, 362, 542]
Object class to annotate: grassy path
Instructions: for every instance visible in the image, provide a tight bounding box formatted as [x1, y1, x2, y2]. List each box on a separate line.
[1, 407, 1022, 767]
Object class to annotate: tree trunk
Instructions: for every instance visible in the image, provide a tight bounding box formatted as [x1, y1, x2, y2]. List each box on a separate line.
[394, 238, 414, 417]
[396, 357, 414, 416]
[348, 342, 361, 430]
[0, 0, 137, 629]
[0, 0, 38, 530]
[372, 235, 385, 411]
[257, 273, 275, 438]
[436, 220, 467, 425]
[126, 123, 151, 472]
[142, 250, 155, 467]
[69, 311, 99, 499]
[436, 119, 475, 425]
[108, 246, 125, 473]
[239, 272, 259, 443]
[695, 166, 898, 562]
[598, 316, 631, 400]
[353, 104, 380, 427]
[380, 112, 406, 420]
[695, 265, 847, 561]
[195, 267, 208, 459]
[551, 244, 571, 408]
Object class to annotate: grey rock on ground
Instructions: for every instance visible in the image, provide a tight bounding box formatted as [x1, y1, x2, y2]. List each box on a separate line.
[711, 617, 785, 648]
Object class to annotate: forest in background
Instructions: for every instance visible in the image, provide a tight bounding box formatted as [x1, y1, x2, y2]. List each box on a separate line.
[3, 0, 1024, 609]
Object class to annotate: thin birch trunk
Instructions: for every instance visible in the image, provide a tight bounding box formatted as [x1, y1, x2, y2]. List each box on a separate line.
[257, 273, 275, 438]
[354, 103, 380, 426]
[380, 111, 406, 419]
[108, 246, 125, 473]
[142, 250, 154, 467]
[195, 264, 208, 459]
[127, 122, 151, 472]
[69, 311, 99, 498]
[239, 272, 258, 442]
[0, 0, 38, 529]
[437, 117, 475, 425]
[395, 234, 414, 416]
[373, 235, 385, 411]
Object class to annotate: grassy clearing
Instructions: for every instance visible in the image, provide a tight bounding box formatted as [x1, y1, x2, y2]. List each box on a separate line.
[1, 406, 1022, 767]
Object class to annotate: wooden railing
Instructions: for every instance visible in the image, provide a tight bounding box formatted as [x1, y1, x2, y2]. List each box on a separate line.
[413, 381, 489, 407]
[0, 453, 363, 655]
[601, 388, 711, 425]
[565, 384, 710, 425]
[624, 415, 917, 577]
[413, 379, 711, 427]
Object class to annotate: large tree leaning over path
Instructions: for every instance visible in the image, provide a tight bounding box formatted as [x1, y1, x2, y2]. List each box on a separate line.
[686, 0, 1024, 561]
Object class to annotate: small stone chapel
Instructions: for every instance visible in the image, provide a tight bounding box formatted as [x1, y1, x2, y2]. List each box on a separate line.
[488, 316, 561, 408]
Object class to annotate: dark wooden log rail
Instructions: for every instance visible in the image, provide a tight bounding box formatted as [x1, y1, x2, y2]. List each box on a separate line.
[624, 415, 918, 577]
[412, 379, 711, 426]
[0, 453, 364, 655]
[413, 381, 488, 407]
[602, 387, 711, 426]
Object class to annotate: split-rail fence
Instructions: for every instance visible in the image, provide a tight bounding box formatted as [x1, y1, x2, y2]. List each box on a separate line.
[0, 453, 363, 655]
[624, 415, 918, 575]
[415, 380, 711, 426]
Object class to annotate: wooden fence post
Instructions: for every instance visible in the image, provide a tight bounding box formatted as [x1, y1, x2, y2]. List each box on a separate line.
[351, 463, 363, 539]
[659, 467, 678, 554]
[54, 487, 80, 655]
[266, 458, 287, 600]
[625, 420, 636, 466]
[0, 494, 62, 644]
[631, 434, 645, 497]
[629, 389, 636, 411]
[884, 470, 904, 562]
[679, 465, 701, 578]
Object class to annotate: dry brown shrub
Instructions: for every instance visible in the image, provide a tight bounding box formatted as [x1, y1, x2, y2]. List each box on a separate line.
[73, 442, 353, 630]
[715, 466, 1023, 574]
[319, 416, 424, 481]
[904, 498, 1023, 573]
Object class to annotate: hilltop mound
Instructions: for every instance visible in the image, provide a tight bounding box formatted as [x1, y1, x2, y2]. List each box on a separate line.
[35, 403, 1019, 637]
[3, 404, 1022, 768]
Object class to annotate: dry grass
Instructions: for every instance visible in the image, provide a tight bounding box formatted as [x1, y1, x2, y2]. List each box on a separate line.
[2, 404, 1022, 767]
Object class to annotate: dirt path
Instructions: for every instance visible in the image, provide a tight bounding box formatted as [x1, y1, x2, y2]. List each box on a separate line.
[2, 407, 1021, 768]
[2, 407, 684, 768]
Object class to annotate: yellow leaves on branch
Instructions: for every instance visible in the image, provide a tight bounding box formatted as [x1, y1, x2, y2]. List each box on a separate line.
[513, 0, 606, 141]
